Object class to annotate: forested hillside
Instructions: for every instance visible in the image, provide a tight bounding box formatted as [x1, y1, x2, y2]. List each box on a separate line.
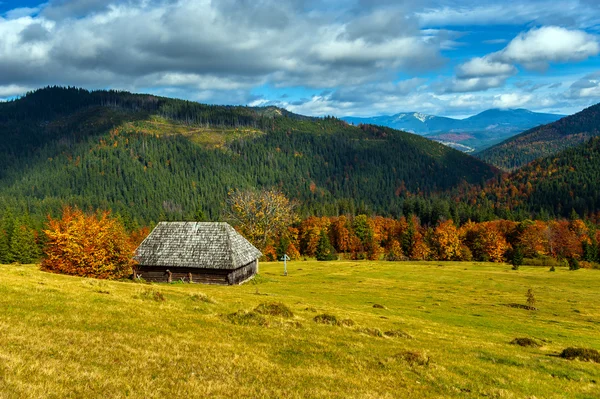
[464, 137, 600, 219]
[0, 87, 497, 230]
[478, 102, 600, 170]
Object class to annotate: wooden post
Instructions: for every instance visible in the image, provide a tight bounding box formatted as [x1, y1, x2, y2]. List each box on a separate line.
[256, 259, 259, 274]
[166, 269, 172, 283]
[187, 272, 193, 283]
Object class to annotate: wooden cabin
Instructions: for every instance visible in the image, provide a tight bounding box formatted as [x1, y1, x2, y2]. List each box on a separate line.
[134, 222, 262, 285]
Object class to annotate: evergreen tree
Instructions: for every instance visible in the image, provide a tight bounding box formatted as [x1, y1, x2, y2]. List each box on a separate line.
[9, 221, 39, 264]
[0, 229, 10, 264]
[316, 230, 337, 261]
[511, 246, 524, 270]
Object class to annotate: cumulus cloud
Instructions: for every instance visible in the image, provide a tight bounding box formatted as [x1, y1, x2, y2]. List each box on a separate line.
[0, 0, 442, 100]
[456, 57, 517, 79]
[492, 93, 533, 108]
[498, 26, 600, 69]
[442, 26, 599, 94]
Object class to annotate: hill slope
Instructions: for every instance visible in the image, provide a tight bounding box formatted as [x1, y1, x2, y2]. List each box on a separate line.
[2, 262, 599, 398]
[465, 137, 600, 218]
[343, 109, 563, 152]
[0, 87, 497, 226]
[478, 103, 600, 170]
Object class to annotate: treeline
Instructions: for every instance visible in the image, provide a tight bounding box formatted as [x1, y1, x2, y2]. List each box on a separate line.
[264, 215, 600, 266]
[2, 209, 599, 267]
[463, 137, 600, 220]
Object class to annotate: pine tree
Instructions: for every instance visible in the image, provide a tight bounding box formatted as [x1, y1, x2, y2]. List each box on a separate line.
[0, 229, 10, 264]
[9, 222, 39, 264]
[511, 246, 524, 270]
[316, 230, 337, 261]
[0, 211, 15, 264]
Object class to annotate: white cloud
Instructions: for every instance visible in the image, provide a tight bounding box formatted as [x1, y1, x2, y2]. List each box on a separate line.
[0, 84, 31, 97]
[492, 93, 533, 108]
[499, 26, 600, 69]
[443, 26, 600, 94]
[565, 71, 600, 98]
[417, 1, 600, 29]
[456, 57, 517, 79]
[0, 0, 443, 96]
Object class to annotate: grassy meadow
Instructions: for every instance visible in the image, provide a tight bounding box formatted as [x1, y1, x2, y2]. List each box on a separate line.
[0, 261, 599, 398]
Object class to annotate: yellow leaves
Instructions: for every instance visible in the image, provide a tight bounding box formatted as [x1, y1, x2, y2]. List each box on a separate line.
[41, 207, 136, 279]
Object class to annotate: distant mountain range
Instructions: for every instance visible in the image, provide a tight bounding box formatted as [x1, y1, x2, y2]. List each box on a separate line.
[342, 109, 564, 152]
[478, 102, 600, 170]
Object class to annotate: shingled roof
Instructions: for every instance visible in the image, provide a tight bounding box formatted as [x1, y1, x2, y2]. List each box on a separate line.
[134, 222, 262, 270]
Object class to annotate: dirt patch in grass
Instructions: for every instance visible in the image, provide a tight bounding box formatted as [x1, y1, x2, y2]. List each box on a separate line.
[373, 304, 386, 309]
[189, 293, 215, 304]
[511, 338, 541, 347]
[384, 330, 413, 339]
[559, 347, 600, 363]
[226, 311, 268, 327]
[355, 327, 384, 337]
[504, 303, 537, 311]
[254, 302, 294, 318]
[304, 307, 317, 312]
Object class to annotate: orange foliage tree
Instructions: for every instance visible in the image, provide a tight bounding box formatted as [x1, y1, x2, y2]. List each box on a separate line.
[41, 207, 136, 279]
[517, 220, 549, 257]
[432, 220, 461, 260]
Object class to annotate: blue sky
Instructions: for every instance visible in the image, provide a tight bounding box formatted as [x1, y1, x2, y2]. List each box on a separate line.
[1, 0, 599, 117]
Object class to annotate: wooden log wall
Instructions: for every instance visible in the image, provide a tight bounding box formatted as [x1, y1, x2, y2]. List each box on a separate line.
[227, 261, 257, 285]
[136, 266, 229, 285]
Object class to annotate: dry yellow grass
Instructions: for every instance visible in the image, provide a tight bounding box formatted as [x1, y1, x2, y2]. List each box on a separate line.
[0, 261, 599, 398]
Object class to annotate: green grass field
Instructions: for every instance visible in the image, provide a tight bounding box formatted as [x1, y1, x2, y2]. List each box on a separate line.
[1, 261, 599, 398]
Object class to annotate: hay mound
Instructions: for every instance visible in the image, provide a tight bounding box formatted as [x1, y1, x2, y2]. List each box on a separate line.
[254, 302, 294, 318]
[340, 318, 355, 327]
[313, 314, 339, 325]
[355, 327, 384, 337]
[510, 338, 541, 347]
[226, 311, 268, 326]
[384, 330, 413, 339]
[189, 293, 214, 303]
[559, 347, 600, 363]
[395, 351, 430, 366]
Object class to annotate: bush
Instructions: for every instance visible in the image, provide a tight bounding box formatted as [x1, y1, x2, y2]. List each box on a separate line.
[522, 256, 566, 267]
[41, 207, 135, 279]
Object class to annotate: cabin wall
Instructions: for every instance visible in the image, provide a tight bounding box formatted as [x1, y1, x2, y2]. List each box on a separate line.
[135, 261, 257, 285]
[135, 266, 229, 285]
[227, 260, 257, 285]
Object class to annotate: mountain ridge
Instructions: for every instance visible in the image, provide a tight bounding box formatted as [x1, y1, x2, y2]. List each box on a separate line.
[0, 86, 498, 227]
[478, 102, 600, 171]
[342, 108, 564, 152]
